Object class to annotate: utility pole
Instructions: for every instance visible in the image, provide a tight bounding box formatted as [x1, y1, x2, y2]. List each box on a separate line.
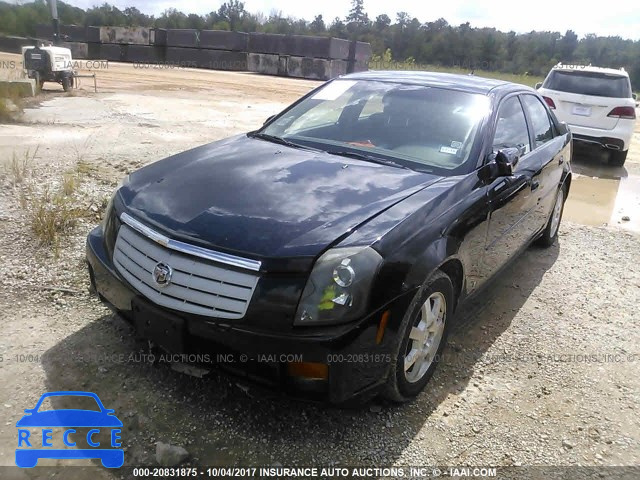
[50, 0, 61, 45]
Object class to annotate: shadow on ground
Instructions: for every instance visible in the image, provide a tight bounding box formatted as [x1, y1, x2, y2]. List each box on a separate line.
[40, 242, 560, 473]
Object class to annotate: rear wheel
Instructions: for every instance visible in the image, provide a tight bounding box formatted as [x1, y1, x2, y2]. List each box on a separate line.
[609, 149, 627, 167]
[383, 270, 453, 403]
[536, 186, 565, 248]
[62, 75, 72, 92]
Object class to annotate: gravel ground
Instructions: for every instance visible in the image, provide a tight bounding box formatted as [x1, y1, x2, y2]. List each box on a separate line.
[0, 55, 639, 479]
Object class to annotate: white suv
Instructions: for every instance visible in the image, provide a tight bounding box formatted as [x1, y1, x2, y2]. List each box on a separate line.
[536, 64, 637, 166]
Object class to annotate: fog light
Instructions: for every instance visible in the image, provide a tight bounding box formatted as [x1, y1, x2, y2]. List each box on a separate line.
[287, 362, 328, 380]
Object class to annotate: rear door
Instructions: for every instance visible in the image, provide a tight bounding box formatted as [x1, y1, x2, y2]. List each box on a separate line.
[542, 70, 632, 129]
[520, 94, 567, 233]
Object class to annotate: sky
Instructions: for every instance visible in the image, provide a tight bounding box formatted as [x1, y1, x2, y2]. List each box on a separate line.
[57, 0, 640, 40]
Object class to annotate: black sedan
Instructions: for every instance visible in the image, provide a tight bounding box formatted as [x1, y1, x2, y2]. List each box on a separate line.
[86, 71, 571, 405]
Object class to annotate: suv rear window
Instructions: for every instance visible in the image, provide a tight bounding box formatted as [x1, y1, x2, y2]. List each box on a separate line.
[544, 70, 631, 98]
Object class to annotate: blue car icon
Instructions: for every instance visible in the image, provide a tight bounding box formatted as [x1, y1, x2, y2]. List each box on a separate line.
[16, 391, 124, 468]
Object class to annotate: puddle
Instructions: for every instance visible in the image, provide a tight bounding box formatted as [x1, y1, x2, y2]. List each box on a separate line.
[563, 143, 640, 233]
[564, 170, 640, 233]
[564, 174, 640, 231]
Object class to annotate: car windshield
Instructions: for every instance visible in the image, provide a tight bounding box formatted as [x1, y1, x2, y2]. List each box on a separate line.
[544, 70, 632, 98]
[35, 395, 101, 412]
[259, 79, 489, 175]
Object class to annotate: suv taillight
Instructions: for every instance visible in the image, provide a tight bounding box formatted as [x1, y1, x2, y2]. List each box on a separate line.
[542, 96, 556, 109]
[607, 106, 636, 119]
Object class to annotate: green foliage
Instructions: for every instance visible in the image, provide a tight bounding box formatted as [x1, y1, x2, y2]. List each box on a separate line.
[0, 1, 639, 89]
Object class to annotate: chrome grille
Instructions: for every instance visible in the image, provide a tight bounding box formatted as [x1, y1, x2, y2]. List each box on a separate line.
[113, 223, 259, 319]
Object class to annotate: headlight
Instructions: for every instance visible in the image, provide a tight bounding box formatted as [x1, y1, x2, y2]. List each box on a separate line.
[294, 246, 383, 326]
[100, 174, 129, 231]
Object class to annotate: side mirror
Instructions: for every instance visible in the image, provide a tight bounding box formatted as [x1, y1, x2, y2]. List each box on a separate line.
[479, 147, 521, 181]
[632, 93, 637, 100]
[264, 115, 275, 125]
[535, 82, 542, 90]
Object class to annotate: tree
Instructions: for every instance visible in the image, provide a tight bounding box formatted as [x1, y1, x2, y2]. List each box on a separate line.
[217, 0, 246, 31]
[374, 14, 390, 31]
[558, 30, 578, 61]
[346, 0, 368, 25]
[310, 15, 326, 33]
[396, 12, 410, 29]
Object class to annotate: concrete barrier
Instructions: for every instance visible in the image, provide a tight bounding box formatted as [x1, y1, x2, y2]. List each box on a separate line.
[248, 34, 351, 60]
[165, 47, 248, 71]
[287, 36, 350, 60]
[0, 79, 36, 97]
[199, 31, 248, 51]
[126, 45, 165, 64]
[102, 27, 150, 45]
[0, 35, 33, 54]
[248, 53, 281, 76]
[164, 47, 200, 67]
[87, 43, 101, 60]
[286, 56, 347, 80]
[166, 30, 200, 48]
[247, 33, 286, 55]
[199, 50, 248, 71]
[150, 29, 167, 46]
[61, 41, 88, 59]
[100, 43, 127, 62]
[35, 25, 89, 42]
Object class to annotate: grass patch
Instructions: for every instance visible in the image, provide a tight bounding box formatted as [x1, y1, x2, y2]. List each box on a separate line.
[61, 172, 77, 196]
[6, 147, 38, 186]
[28, 186, 86, 253]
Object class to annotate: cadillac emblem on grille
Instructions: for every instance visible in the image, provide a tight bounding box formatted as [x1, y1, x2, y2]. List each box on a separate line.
[152, 262, 173, 287]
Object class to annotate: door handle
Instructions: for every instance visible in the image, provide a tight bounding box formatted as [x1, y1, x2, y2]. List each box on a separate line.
[531, 180, 540, 191]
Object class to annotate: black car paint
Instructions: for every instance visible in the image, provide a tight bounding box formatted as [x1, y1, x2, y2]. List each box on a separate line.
[86, 72, 572, 404]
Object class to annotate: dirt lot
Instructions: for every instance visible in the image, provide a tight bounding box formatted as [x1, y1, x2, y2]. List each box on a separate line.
[1, 53, 640, 478]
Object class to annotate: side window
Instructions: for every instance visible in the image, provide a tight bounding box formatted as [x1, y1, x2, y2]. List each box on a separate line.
[521, 95, 554, 148]
[492, 97, 530, 154]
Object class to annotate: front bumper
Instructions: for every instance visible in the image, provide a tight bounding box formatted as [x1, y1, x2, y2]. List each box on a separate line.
[86, 226, 413, 404]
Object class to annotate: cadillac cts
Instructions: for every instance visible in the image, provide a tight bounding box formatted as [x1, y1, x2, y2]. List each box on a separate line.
[86, 72, 572, 404]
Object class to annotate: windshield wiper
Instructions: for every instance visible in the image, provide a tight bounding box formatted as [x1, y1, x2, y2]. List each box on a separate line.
[328, 150, 412, 170]
[248, 132, 306, 149]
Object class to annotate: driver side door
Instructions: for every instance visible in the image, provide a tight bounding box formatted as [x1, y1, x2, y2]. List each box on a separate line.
[482, 94, 539, 278]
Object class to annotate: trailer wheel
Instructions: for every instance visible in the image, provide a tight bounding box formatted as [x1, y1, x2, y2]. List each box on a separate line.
[62, 76, 72, 92]
[34, 72, 44, 91]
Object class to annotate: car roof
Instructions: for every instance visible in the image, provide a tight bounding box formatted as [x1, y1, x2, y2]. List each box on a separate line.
[551, 63, 629, 77]
[340, 70, 529, 95]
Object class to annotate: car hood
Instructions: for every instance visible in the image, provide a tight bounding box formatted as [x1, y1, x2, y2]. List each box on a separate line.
[119, 135, 440, 261]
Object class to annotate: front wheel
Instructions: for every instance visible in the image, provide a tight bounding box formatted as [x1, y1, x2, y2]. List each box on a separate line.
[536, 186, 565, 248]
[382, 270, 453, 403]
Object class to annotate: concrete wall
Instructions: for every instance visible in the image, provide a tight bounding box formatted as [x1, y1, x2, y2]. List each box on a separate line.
[89, 27, 150, 45]
[61, 41, 88, 60]
[0, 35, 33, 54]
[15, 28, 373, 80]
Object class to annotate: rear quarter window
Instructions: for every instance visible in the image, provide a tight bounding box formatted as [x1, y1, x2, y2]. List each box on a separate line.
[544, 70, 632, 98]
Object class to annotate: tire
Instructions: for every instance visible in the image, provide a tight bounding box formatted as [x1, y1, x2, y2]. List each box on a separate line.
[536, 186, 565, 248]
[609, 149, 627, 167]
[62, 76, 72, 92]
[382, 270, 453, 403]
